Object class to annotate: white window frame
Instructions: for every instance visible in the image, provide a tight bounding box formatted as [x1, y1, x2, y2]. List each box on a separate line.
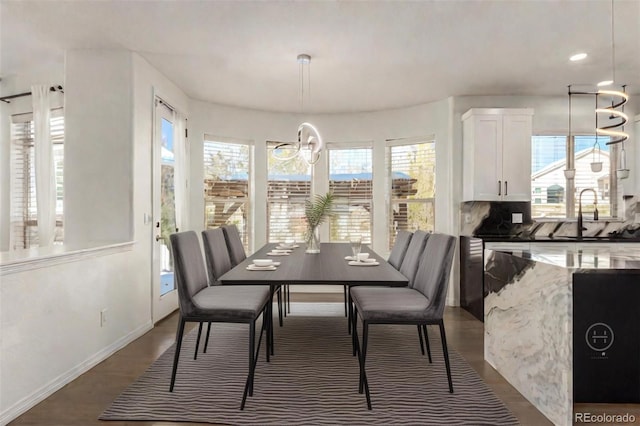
[326, 142, 374, 244]
[531, 134, 619, 220]
[265, 141, 312, 243]
[203, 135, 253, 250]
[386, 136, 436, 250]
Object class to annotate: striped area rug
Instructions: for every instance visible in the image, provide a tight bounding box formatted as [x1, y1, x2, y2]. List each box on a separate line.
[100, 311, 518, 425]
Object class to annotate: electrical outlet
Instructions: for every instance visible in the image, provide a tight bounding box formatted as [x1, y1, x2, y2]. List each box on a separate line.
[512, 213, 523, 224]
[464, 213, 472, 224]
[100, 308, 108, 327]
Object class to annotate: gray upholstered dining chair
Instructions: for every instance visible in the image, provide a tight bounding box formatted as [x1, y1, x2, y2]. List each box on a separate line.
[221, 224, 247, 267]
[199, 228, 234, 356]
[346, 230, 415, 334]
[350, 230, 430, 355]
[222, 224, 286, 326]
[396, 230, 431, 356]
[169, 231, 271, 410]
[350, 233, 457, 409]
[387, 230, 413, 270]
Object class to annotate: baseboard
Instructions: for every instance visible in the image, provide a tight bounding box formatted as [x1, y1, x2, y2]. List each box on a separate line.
[0, 320, 153, 426]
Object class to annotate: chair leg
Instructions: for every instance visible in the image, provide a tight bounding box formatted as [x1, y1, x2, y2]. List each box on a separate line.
[169, 317, 186, 392]
[359, 322, 372, 410]
[286, 285, 291, 313]
[351, 305, 358, 356]
[203, 322, 212, 353]
[417, 324, 425, 355]
[347, 289, 353, 335]
[241, 321, 256, 410]
[270, 286, 275, 356]
[264, 304, 270, 363]
[422, 324, 432, 363]
[276, 287, 283, 327]
[439, 321, 454, 393]
[343, 284, 348, 317]
[194, 322, 203, 360]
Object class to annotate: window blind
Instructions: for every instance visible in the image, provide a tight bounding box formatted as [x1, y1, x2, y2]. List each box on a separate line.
[266, 141, 311, 242]
[387, 140, 435, 249]
[328, 146, 373, 244]
[10, 109, 64, 249]
[203, 139, 251, 249]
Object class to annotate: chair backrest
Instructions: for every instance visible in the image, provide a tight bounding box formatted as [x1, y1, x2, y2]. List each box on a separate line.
[169, 231, 209, 316]
[387, 230, 413, 270]
[398, 230, 429, 287]
[412, 233, 456, 319]
[202, 228, 233, 285]
[221, 224, 247, 267]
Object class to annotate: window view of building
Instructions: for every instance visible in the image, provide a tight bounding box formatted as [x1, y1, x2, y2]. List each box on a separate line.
[531, 135, 613, 218]
[10, 109, 64, 249]
[387, 139, 435, 249]
[203, 138, 251, 249]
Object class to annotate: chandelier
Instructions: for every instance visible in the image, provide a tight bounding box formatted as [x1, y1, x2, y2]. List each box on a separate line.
[271, 54, 324, 165]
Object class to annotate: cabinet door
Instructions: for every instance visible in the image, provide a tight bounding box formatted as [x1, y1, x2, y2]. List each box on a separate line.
[501, 114, 532, 201]
[472, 115, 502, 200]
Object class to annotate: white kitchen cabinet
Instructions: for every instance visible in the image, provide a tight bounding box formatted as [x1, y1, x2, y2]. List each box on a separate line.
[462, 108, 534, 201]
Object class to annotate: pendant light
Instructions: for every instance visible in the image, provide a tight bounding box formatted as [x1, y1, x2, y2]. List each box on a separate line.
[271, 54, 324, 165]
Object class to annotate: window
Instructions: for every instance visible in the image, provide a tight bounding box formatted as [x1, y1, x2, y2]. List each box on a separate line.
[531, 135, 615, 218]
[266, 142, 311, 242]
[203, 138, 251, 249]
[387, 139, 436, 249]
[10, 109, 64, 249]
[328, 145, 373, 244]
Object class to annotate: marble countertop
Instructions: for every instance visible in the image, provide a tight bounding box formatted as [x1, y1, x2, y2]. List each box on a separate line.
[488, 246, 640, 270]
[466, 234, 640, 243]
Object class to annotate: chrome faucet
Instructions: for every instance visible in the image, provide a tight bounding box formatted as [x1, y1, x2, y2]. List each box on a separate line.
[577, 188, 598, 238]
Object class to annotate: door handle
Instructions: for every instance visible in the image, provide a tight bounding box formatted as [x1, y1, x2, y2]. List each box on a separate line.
[155, 234, 163, 242]
[498, 180, 501, 196]
[504, 181, 508, 196]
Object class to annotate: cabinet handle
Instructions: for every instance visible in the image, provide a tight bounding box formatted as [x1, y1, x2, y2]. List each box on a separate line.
[498, 180, 501, 196]
[504, 181, 508, 196]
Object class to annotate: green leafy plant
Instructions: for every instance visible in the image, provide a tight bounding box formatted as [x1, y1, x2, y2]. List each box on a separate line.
[304, 192, 335, 230]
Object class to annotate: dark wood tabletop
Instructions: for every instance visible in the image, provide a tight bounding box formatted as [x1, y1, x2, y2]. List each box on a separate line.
[218, 242, 408, 287]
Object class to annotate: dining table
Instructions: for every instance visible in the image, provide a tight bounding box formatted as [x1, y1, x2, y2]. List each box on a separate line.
[218, 242, 409, 353]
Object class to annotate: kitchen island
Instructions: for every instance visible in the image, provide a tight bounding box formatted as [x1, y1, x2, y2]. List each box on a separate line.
[484, 246, 640, 426]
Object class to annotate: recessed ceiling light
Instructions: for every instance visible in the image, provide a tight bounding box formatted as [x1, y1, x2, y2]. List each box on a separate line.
[597, 80, 613, 87]
[570, 53, 588, 61]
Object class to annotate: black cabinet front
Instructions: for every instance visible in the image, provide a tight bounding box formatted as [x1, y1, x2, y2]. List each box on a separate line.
[573, 271, 640, 403]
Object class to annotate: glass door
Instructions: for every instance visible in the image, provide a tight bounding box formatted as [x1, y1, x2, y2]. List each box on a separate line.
[152, 99, 179, 322]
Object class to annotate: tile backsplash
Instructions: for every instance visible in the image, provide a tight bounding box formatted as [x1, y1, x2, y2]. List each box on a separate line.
[460, 199, 640, 239]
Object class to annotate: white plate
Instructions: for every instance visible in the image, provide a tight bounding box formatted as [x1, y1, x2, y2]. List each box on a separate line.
[276, 244, 299, 249]
[246, 264, 277, 271]
[345, 256, 375, 262]
[348, 261, 380, 267]
[252, 261, 281, 266]
[267, 252, 290, 256]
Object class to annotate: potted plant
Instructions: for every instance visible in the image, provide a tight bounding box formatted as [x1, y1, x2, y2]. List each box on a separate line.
[304, 192, 334, 253]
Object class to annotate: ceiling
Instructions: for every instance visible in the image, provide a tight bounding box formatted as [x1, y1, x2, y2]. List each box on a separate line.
[2, 0, 639, 114]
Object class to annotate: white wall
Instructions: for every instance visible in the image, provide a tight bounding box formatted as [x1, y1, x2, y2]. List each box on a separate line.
[0, 245, 150, 424]
[0, 50, 189, 424]
[64, 50, 134, 245]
